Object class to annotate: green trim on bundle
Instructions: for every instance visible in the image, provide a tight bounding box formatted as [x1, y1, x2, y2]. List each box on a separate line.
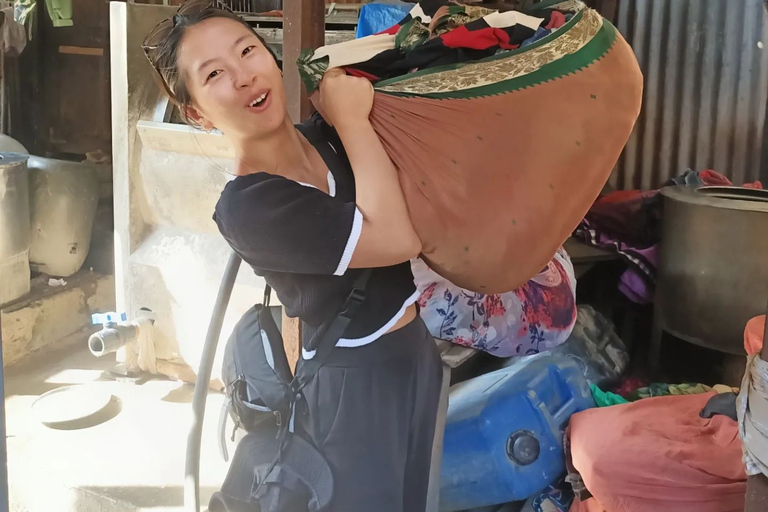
[377, 17, 618, 100]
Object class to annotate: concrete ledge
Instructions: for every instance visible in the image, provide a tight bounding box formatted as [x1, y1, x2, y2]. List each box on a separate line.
[1, 272, 116, 367]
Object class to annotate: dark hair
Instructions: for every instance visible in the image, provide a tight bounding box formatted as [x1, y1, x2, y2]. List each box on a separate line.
[142, 1, 278, 121]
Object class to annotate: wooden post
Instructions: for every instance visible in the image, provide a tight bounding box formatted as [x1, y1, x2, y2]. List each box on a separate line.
[281, 0, 325, 370]
[761, 295, 768, 361]
[283, 0, 325, 123]
[597, 0, 618, 24]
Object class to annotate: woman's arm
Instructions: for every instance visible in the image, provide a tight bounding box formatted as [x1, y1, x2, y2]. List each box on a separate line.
[313, 69, 422, 269]
[336, 119, 422, 268]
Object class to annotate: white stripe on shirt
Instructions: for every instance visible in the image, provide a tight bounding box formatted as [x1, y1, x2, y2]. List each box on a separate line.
[337, 290, 420, 347]
[302, 290, 420, 360]
[333, 208, 363, 276]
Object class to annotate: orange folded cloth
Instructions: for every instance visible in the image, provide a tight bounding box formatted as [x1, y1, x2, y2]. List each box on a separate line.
[569, 393, 746, 512]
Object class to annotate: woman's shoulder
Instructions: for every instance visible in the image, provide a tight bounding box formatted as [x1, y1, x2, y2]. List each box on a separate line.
[214, 172, 294, 226]
[297, 112, 341, 146]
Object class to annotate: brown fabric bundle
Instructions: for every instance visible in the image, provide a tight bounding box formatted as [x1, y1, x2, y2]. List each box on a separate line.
[301, 3, 642, 292]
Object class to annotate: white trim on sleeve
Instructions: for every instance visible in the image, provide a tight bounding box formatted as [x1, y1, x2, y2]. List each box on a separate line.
[333, 208, 363, 276]
[326, 170, 337, 197]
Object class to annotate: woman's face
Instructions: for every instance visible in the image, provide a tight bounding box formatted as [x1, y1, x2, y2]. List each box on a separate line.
[177, 17, 286, 139]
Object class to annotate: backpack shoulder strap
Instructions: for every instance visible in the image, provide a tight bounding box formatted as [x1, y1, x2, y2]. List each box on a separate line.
[291, 269, 372, 393]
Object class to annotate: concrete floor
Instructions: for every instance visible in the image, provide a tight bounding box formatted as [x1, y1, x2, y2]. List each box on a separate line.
[5, 333, 230, 512]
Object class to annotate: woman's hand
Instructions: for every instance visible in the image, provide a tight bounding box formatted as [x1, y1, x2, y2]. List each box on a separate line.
[311, 68, 374, 130]
[312, 70, 421, 269]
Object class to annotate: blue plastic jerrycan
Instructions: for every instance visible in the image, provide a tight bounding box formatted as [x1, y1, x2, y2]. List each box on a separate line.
[439, 354, 595, 511]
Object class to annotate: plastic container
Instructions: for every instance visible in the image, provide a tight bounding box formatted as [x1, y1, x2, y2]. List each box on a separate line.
[27, 156, 99, 277]
[440, 355, 594, 511]
[504, 305, 629, 388]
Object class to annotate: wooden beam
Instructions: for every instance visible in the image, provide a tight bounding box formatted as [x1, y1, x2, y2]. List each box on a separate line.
[593, 0, 618, 23]
[59, 45, 105, 57]
[283, 0, 325, 123]
[281, 0, 325, 370]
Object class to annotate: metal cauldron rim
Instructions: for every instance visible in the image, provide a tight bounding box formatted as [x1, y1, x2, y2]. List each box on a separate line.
[0, 152, 30, 166]
[661, 185, 768, 213]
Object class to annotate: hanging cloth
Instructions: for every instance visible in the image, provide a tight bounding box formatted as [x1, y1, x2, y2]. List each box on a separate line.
[44, 0, 71, 27]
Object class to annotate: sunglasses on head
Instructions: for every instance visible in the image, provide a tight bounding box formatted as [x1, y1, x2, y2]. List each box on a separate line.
[141, 0, 235, 54]
[141, 0, 238, 102]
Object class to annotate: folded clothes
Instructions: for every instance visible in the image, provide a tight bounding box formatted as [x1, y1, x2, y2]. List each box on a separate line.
[574, 169, 763, 304]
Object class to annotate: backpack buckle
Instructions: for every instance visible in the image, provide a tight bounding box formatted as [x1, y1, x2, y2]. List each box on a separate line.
[340, 287, 366, 318]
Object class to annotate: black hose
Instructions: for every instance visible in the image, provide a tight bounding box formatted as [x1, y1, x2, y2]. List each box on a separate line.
[185, 252, 242, 512]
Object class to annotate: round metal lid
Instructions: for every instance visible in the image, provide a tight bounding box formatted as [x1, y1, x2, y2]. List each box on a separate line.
[31, 385, 120, 430]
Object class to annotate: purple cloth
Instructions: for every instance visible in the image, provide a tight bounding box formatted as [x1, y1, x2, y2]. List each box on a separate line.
[573, 220, 658, 304]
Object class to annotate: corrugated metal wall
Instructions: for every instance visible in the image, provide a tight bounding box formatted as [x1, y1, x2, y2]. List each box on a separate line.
[611, 0, 768, 189]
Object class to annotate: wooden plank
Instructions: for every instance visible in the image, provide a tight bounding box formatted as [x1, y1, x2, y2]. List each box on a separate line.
[136, 120, 235, 158]
[562, 237, 617, 265]
[283, 0, 325, 122]
[58, 45, 104, 57]
[243, 6, 360, 26]
[254, 27, 356, 61]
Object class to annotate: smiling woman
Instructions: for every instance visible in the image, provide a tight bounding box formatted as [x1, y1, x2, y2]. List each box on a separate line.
[143, 5, 280, 131]
[142, 2, 442, 512]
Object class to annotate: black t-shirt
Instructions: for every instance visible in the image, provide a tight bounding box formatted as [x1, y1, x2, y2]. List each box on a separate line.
[213, 115, 418, 354]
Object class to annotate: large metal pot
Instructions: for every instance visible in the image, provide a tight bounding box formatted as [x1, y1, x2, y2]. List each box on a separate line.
[655, 185, 768, 355]
[0, 152, 31, 305]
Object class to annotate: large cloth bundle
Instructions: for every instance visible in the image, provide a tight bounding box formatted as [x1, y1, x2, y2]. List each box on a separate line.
[569, 393, 746, 512]
[299, 0, 643, 293]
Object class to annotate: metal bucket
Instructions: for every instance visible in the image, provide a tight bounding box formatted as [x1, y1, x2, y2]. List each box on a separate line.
[655, 185, 768, 355]
[0, 152, 31, 305]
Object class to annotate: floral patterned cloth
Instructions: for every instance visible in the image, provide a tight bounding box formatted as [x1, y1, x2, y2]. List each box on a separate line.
[412, 247, 577, 357]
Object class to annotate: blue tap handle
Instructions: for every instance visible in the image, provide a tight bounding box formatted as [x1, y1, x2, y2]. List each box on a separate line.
[92, 312, 127, 325]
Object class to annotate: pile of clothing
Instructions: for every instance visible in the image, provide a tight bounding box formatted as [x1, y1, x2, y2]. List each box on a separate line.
[562, 315, 768, 512]
[413, 248, 577, 357]
[567, 391, 747, 512]
[573, 170, 764, 304]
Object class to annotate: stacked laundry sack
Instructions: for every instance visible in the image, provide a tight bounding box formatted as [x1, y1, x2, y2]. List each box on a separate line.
[298, 0, 642, 293]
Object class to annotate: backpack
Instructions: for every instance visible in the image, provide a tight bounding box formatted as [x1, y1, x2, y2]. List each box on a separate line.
[210, 270, 371, 512]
